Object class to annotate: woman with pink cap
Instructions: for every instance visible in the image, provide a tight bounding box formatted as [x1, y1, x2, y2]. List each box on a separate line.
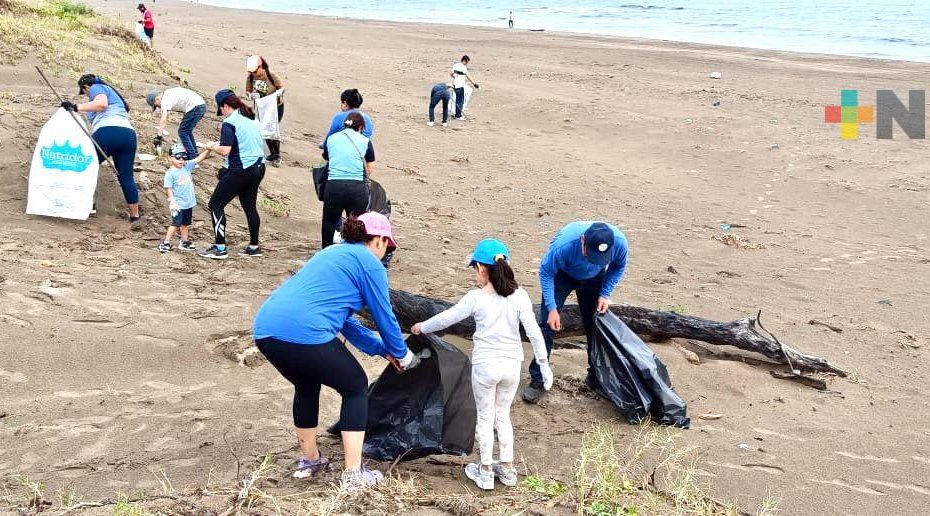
[253, 212, 419, 489]
[245, 55, 285, 165]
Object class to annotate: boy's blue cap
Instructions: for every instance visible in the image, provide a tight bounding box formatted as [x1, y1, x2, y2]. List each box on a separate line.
[214, 88, 235, 115]
[583, 222, 615, 266]
[469, 238, 509, 267]
[169, 142, 186, 158]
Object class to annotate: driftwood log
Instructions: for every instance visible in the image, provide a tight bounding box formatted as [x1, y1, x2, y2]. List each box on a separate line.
[387, 289, 847, 377]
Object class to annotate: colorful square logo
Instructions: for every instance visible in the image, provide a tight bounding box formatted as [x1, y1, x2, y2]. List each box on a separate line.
[825, 90, 874, 140]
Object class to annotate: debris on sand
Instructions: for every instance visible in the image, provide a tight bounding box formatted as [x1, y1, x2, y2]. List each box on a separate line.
[712, 234, 765, 250]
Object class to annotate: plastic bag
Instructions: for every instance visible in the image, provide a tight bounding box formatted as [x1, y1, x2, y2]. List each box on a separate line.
[330, 333, 476, 461]
[135, 22, 151, 46]
[26, 109, 99, 220]
[590, 312, 690, 428]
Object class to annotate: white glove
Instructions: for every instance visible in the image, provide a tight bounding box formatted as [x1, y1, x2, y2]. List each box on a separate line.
[168, 198, 180, 217]
[249, 92, 261, 100]
[398, 348, 421, 371]
[538, 360, 554, 390]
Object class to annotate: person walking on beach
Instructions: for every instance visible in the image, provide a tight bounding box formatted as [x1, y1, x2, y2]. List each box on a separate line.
[427, 83, 453, 127]
[60, 74, 142, 223]
[245, 55, 285, 166]
[158, 142, 212, 253]
[137, 3, 154, 47]
[411, 239, 552, 491]
[199, 89, 266, 260]
[320, 112, 375, 249]
[253, 213, 420, 489]
[146, 87, 206, 159]
[508, 12, 513, 29]
[522, 221, 629, 404]
[450, 55, 479, 120]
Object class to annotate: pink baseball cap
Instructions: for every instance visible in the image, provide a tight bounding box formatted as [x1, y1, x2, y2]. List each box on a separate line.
[358, 212, 397, 249]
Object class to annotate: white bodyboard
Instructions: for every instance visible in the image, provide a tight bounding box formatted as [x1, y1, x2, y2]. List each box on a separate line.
[26, 109, 99, 220]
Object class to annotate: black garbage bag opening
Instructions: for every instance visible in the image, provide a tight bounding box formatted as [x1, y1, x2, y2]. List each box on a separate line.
[591, 312, 690, 428]
[330, 333, 476, 461]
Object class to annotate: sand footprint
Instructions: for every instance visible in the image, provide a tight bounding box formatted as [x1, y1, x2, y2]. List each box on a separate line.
[135, 334, 180, 348]
[812, 478, 887, 496]
[835, 451, 899, 463]
[866, 479, 930, 496]
[752, 427, 807, 442]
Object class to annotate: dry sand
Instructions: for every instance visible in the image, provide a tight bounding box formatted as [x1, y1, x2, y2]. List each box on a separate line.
[2, 0, 929, 513]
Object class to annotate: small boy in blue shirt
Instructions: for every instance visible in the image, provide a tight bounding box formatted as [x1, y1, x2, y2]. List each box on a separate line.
[159, 142, 211, 252]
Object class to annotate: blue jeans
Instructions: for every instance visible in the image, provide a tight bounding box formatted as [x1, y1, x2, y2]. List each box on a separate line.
[429, 85, 451, 123]
[528, 271, 604, 386]
[178, 104, 205, 159]
[454, 87, 466, 118]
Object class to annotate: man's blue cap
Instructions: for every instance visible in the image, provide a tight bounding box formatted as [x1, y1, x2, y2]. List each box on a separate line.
[214, 88, 235, 116]
[584, 222, 614, 266]
[469, 238, 509, 267]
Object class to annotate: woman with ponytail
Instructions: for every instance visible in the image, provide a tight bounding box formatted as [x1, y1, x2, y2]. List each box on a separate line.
[61, 74, 141, 222]
[199, 89, 265, 260]
[254, 212, 419, 489]
[411, 238, 553, 491]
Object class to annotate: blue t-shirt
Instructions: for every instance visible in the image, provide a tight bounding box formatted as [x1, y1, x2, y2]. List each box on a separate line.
[253, 243, 408, 358]
[320, 109, 374, 148]
[86, 84, 132, 131]
[219, 110, 264, 169]
[325, 129, 375, 181]
[163, 162, 196, 209]
[539, 221, 629, 312]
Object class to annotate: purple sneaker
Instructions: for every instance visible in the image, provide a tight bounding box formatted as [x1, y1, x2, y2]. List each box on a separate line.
[293, 455, 330, 479]
[340, 466, 384, 490]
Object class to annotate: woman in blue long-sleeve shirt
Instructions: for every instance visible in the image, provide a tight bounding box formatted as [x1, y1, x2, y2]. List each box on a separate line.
[253, 212, 417, 489]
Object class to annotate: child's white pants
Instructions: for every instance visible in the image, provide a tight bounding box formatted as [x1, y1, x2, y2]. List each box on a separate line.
[472, 359, 521, 466]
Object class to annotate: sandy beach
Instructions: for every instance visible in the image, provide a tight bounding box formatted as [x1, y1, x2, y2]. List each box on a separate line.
[1, 0, 929, 513]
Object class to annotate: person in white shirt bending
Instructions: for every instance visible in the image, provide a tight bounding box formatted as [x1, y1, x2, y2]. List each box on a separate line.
[450, 55, 479, 120]
[411, 238, 552, 491]
[147, 87, 206, 159]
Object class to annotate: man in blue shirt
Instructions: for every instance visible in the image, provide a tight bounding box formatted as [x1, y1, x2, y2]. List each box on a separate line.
[523, 221, 629, 403]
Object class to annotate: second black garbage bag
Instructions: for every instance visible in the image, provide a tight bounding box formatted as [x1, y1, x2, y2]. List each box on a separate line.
[590, 311, 690, 428]
[332, 333, 476, 461]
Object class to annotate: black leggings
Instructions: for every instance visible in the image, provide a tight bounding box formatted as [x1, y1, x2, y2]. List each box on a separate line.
[266, 103, 284, 160]
[208, 161, 265, 246]
[321, 180, 369, 248]
[256, 337, 369, 430]
[93, 126, 138, 204]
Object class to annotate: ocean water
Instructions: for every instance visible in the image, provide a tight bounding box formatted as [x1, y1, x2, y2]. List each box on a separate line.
[201, 0, 930, 63]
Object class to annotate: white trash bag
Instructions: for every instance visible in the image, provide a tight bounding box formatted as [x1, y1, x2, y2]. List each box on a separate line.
[135, 22, 151, 46]
[26, 109, 99, 220]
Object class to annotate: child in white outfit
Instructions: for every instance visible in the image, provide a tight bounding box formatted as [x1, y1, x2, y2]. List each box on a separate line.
[412, 238, 553, 491]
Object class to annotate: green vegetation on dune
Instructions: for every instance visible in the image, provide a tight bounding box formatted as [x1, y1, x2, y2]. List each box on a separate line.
[0, 0, 176, 81]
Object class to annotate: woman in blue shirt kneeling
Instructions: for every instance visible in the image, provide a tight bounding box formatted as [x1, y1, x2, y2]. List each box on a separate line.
[253, 212, 418, 489]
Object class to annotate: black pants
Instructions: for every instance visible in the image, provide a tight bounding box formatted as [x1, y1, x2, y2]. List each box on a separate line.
[321, 180, 369, 248]
[208, 161, 265, 246]
[257, 337, 369, 430]
[266, 104, 284, 161]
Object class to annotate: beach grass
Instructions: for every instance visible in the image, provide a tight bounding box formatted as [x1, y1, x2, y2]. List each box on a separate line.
[0, 0, 176, 81]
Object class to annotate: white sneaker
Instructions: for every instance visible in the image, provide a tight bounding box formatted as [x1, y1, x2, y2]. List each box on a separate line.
[441, 122, 448, 127]
[464, 463, 494, 490]
[492, 463, 518, 487]
[426, 121, 435, 127]
[341, 466, 384, 491]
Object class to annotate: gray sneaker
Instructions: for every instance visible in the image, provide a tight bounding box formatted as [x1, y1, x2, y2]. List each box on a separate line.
[464, 463, 494, 491]
[293, 455, 330, 479]
[522, 381, 546, 404]
[340, 466, 383, 490]
[491, 463, 518, 487]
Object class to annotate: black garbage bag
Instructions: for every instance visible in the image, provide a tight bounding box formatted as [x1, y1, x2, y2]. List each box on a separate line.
[330, 333, 476, 461]
[591, 312, 690, 428]
[369, 180, 391, 217]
